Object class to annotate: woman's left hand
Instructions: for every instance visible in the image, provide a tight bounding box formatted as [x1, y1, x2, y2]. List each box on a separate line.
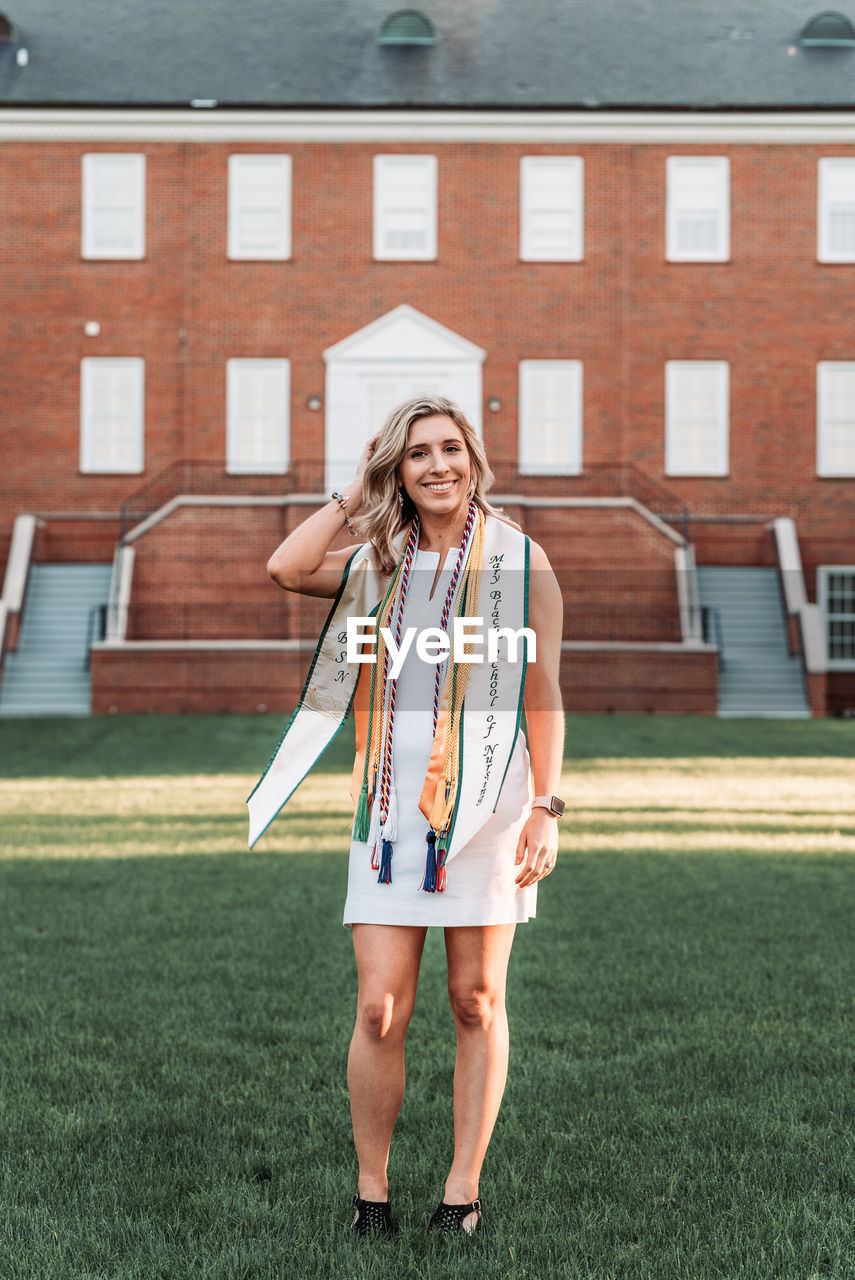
[514, 807, 559, 887]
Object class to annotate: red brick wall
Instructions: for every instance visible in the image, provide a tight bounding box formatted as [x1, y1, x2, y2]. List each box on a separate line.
[123, 499, 684, 643]
[525, 505, 683, 641]
[125, 503, 335, 640]
[827, 673, 855, 716]
[90, 643, 718, 716]
[2, 138, 854, 607]
[90, 646, 307, 714]
[34, 517, 120, 563]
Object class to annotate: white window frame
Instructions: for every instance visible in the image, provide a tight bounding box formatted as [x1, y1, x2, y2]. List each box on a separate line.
[666, 157, 729, 262]
[818, 158, 855, 263]
[226, 359, 290, 475]
[817, 361, 855, 477]
[520, 156, 584, 261]
[817, 566, 855, 670]
[81, 154, 145, 259]
[227, 154, 292, 260]
[80, 358, 145, 474]
[373, 155, 437, 261]
[518, 360, 583, 475]
[665, 361, 729, 476]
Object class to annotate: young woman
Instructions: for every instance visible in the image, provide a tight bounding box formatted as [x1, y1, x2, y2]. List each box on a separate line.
[256, 394, 565, 1236]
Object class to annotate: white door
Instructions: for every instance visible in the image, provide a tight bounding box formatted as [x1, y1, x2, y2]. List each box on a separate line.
[325, 361, 482, 491]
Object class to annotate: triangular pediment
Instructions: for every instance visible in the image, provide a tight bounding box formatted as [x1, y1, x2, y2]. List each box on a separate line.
[323, 305, 486, 363]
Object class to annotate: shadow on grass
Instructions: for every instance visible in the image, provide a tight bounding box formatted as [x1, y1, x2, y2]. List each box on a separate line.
[1, 713, 853, 781]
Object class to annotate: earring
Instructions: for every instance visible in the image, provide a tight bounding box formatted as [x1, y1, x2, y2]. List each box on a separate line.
[397, 488, 404, 508]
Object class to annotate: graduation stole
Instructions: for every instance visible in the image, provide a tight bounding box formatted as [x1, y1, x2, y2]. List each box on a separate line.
[351, 501, 483, 891]
[246, 510, 531, 890]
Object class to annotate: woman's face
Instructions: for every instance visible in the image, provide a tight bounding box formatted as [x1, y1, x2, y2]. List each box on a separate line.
[396, 415, 472, 517]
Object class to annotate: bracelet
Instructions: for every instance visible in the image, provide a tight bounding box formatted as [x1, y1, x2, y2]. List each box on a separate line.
[331, 491, 358, 537]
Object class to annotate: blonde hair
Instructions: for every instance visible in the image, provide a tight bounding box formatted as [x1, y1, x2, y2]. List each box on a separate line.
[356, 393, 520, 575]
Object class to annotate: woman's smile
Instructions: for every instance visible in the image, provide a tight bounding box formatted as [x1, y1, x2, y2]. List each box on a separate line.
[397, 415, 472, 510]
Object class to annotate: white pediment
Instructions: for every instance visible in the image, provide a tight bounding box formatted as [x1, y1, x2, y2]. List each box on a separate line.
[323, 305, 486, 364]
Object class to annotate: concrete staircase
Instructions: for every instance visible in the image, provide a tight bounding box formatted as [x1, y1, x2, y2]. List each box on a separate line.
[696, 566, 810, 718]
[0, 563, 112, 715]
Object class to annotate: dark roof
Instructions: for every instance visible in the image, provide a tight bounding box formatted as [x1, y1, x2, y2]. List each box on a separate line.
[2, 0, 855, 108]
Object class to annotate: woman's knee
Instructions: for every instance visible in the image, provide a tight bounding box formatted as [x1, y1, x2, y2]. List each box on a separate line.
[448, 982, 503, 1031]
[357, 991, 414, 1041]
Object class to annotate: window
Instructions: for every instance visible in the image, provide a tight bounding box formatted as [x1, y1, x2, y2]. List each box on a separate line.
[80, 358, 144, 473]
[377, 11, 436, 44]
[82, 154, 145, 259]
[373, 155, 437, 260]
[228, 155, 292, 259]
[817, 362, 855, 475]
[818, 159, 855, 262]
[817, 567, 855, 668]
[520, 157, 583, 261]
[226, 360, 290, 474]
[665, 362, 728, 475]
[518, 361, 582, 474]
[666, 157, 729, 262]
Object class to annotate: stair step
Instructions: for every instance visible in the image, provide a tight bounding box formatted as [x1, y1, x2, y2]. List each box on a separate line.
[0, 563, 111, 717]
[696, 565, 810, 719]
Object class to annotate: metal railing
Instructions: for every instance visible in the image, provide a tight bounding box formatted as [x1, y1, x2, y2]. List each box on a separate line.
[92, 600, 687, 646]
[117, 457, 695, 541]
[84, 603, 107, 670]
[701, 605, 725, 670]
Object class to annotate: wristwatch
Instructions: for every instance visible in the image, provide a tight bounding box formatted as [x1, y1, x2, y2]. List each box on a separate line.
[532, 795, 565, 818]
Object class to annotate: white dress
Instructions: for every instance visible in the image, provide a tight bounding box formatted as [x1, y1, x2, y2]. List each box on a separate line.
[343, 547, 537, 929]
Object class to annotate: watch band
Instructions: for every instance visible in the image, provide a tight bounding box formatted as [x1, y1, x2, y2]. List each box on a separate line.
[532, 794, 565, 818]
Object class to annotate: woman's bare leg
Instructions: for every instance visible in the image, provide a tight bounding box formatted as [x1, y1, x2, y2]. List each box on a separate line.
[442, 923, 517, 1211]
[348, 923, 428, 1200]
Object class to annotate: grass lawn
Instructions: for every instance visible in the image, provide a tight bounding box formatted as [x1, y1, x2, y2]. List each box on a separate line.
[1, 714, 853, 1279]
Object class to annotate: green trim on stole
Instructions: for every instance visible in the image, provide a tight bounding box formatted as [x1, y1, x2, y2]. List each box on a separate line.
[245, 542, 370, 822]
[493, 533, 530, 809]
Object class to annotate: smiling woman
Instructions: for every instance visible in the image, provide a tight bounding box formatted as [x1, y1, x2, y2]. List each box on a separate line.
[254, 392, 565, 1239]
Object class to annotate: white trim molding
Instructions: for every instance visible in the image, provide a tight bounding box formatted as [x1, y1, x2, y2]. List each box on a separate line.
[7, 109, 855, 144]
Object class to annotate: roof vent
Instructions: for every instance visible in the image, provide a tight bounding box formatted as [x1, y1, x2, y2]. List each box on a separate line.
[0, 12, 19, 40]
[799, 11, 855, 45]
[377, 10, 436, 45]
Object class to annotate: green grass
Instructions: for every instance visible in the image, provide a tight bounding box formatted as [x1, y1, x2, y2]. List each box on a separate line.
[0, 711, 852, 779]
[1, 715, 854, 1279]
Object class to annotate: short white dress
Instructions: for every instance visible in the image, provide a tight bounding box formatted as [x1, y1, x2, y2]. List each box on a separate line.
[343, 547, 537, 929]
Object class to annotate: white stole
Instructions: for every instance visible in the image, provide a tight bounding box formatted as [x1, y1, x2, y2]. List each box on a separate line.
[246, 515, 530, 860]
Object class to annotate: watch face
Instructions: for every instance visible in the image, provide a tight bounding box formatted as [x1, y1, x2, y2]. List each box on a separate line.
[551, 796, 565, 817]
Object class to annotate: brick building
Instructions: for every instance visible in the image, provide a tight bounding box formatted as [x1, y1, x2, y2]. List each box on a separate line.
[1, 1, 854, 715]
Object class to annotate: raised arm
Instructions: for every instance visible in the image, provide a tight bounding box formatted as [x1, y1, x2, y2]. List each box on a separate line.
[267, 436, 378, 598]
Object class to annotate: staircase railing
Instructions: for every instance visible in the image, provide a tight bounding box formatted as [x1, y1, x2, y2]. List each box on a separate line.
[0, 514, 37, 665]
[118, 461, 317, 539]
[84, 603, 107, 671]
[701, 605, 725, 670]
[117, 458, 695, 541]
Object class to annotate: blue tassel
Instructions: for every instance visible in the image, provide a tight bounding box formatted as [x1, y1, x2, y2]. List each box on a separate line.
[377, 838, 393, 885]
[421, 830, 437, 893]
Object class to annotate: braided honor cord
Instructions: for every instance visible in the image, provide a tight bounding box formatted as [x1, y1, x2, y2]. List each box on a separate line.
[372, 516, 420, 882]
